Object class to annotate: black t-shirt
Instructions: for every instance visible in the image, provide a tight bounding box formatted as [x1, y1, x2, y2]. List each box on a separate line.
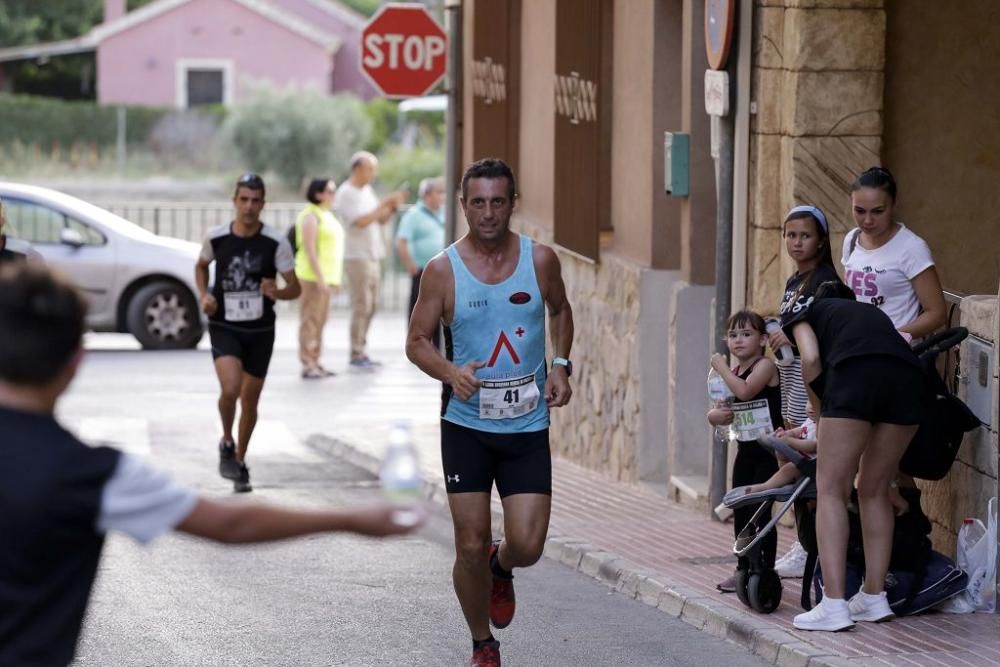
[0, 406, 120, 667]
[781, 298, 921, 372]
[199, 222, 295, 331]
[778, 264, 842, 324]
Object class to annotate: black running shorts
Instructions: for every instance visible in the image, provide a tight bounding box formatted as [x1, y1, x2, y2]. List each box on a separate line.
[820, 356, 923, 425]
[208, 324, 275, 379]
[440, 420, 552, 497]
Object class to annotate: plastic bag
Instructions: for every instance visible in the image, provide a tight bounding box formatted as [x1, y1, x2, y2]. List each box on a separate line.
[941, 496, 997, 613]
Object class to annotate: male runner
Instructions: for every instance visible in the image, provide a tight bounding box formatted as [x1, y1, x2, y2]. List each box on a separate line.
[406, 158, 574, 667]
[195, 174, 300, 492]
[0, 263, 422, 667]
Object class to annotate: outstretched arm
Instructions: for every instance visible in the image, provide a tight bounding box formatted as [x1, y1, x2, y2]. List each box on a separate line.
[177, 499, 420, 544]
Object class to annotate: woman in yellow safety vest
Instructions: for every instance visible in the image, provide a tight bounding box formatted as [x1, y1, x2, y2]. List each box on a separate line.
[294, 178, 345, 378]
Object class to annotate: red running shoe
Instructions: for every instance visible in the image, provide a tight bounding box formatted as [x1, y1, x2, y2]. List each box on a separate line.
[468, 640, 501, 667]
[488, 542, 515, 629]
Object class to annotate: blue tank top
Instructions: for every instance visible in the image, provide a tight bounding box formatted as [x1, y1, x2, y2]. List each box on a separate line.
[442, 233, 549, 433]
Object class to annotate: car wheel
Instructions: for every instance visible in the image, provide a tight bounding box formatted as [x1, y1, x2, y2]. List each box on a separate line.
[126, 281, 202, 350]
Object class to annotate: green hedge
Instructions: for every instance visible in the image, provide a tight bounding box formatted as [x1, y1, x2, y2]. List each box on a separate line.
[0, 94, 185, 148]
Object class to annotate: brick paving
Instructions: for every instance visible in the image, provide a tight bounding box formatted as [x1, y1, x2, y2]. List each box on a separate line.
[304, 312, 1000, 666]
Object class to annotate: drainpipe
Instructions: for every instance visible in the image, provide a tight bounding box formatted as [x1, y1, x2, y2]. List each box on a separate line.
[444, 0, 463, 245]
[708, 10, 743, 519]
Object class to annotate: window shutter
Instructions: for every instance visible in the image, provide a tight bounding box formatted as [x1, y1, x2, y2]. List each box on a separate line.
[471, 0, 521, 175]
[554, 0, 613, 261]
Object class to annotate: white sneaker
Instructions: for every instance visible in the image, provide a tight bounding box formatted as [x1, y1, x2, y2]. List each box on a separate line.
[848, 590, 895, 622]
[774, 541, 808, 578]
[793, 596, 855, 632]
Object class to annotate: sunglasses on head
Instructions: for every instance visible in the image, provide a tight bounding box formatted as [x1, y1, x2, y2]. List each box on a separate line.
[237, 173, 263, 187]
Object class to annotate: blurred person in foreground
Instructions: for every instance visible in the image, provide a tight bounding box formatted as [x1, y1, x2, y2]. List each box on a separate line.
[0, 263, 424, 667]
[333, 151, 408, 370]
[396, 176, 446, 347]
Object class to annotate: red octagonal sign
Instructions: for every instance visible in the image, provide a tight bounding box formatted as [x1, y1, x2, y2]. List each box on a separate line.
[360, 3, 448, 99]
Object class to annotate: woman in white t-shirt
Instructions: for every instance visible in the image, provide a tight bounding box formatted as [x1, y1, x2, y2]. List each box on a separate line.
[841, 166, 946, 340]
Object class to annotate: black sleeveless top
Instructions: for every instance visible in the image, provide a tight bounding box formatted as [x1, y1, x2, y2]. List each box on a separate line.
[733, 359, 784, 439]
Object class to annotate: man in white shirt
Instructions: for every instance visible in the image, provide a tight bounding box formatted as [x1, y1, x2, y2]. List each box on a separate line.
[333, 151, 408, 370]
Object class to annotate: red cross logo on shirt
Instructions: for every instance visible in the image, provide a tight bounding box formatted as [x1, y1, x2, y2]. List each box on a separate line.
[487, 330, 521, 367]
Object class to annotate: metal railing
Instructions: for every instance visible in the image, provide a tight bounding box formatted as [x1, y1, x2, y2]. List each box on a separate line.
[99, 201, 410, 312]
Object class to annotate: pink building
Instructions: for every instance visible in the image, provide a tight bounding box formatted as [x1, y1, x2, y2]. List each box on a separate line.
[0, 0, 377, 105]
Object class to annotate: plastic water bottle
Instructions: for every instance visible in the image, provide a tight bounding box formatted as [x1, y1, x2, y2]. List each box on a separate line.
[765, 318, 794, 367]
[379, 422, 424, 527]
[707, 368, 737, 441]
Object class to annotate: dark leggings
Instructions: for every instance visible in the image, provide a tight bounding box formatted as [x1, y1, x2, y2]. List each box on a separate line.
[732, 440, 780, 567]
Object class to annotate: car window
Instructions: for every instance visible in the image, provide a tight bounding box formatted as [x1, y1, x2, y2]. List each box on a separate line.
[3, 198, 64, 244]
[67, 217, 106, 246]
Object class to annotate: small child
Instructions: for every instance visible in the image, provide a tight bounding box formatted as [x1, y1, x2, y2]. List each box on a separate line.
[743, 409, 818, 494]
[706, 310, 783, 592]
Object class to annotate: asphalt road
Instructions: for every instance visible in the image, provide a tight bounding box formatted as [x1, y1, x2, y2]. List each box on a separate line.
[61, 316, 767, 667]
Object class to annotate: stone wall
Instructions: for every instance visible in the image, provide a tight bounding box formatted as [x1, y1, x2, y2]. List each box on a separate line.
[747, 0, 885, 314]
[515, 220, 644, 482]
[920, 295, 999, 556]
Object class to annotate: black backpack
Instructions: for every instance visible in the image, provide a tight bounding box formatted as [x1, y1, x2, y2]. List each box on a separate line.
[899, 348, 981, 480]
[799, 487, 935, 613]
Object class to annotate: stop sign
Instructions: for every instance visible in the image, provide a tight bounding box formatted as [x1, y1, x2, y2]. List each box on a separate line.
[360, 4, 448, 99]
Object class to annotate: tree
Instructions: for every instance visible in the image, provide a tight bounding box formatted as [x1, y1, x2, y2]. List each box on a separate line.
[222, 83, 372, 188]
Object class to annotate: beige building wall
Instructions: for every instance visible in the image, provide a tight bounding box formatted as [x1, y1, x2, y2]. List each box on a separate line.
[746, 0, 884, 315]
[882, 0, 1000, 297]
[881, 0, 1000, 553]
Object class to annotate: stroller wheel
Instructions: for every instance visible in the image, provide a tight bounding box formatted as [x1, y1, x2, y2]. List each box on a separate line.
[735, 568, 751, 608]
[748, 569, 783, 614]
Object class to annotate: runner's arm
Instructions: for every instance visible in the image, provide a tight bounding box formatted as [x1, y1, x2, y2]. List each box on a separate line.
[405, 254, 482, 399]
[536, 243, 573, 407]
[275, 270, 301, 300]
[194, 257, 216, 315]
[535, 244, 573, 360]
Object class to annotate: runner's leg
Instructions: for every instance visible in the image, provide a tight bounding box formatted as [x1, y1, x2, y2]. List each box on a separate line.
[447, 491, 494, 641]
[214, 356, 243, 444]
[236, 373, 265, 462]
[498, 493, 551, 569]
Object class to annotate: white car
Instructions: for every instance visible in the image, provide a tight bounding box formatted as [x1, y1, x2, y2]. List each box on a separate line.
[0, 182, 204, 349]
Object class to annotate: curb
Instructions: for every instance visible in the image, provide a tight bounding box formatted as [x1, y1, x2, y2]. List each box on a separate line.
[307, 434, 848, 667]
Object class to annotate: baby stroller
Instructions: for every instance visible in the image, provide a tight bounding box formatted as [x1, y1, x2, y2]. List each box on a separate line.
[722, 327, 980, 614]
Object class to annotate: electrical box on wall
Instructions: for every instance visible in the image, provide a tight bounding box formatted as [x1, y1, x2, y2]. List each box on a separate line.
[664, 132, 689, 197]
[964, 334, 994, 428]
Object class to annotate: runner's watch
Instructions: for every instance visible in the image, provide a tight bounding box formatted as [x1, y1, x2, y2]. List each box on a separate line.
[551, 357, 573, 376]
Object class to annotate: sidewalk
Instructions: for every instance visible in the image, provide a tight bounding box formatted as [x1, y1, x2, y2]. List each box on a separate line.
[298, 312, 1000, 667]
